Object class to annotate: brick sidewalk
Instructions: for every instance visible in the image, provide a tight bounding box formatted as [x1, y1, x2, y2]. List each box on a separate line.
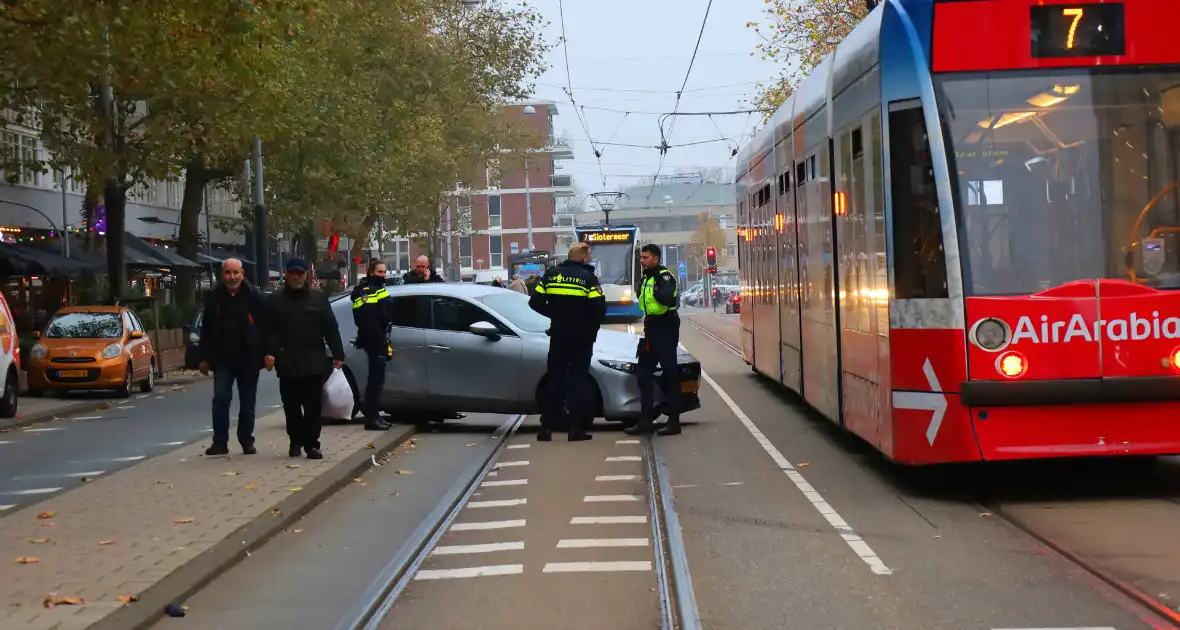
[0, 410, 397, 630]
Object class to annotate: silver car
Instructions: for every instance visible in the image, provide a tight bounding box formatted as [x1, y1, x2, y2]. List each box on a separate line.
[333, 283, 702, 423]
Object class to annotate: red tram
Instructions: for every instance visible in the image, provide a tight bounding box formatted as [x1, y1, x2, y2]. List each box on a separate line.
[735, 0, 1180, 464]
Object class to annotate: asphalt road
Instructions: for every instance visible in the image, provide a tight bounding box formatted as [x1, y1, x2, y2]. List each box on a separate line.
[0, 372, 282, 514]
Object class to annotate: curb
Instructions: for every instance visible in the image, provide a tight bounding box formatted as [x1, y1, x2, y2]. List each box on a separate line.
[0, 375, 209, 432]
[90, 423, 417, 630]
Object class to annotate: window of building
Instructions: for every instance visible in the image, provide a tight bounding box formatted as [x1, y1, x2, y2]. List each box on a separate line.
[459, 235, 472, 268]
[488, 195, 501, 229]
[3, 131, 40, 187]
[385, 239, 411, 271]
[490, 234, 503, 268]
[889, 102, 948, 299]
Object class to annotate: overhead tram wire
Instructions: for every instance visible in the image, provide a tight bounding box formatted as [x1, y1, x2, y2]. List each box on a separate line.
[647, 0, 716, 204]
[554, 0, 607, 184]
[684, 111, 756, 203]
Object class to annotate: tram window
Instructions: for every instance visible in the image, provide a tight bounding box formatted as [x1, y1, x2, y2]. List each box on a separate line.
[869, 111, 889, 336]
[888, 104, 949, 300]
[797, 162, 806, 184]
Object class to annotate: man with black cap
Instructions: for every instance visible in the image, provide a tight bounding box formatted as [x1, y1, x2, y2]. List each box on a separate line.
[265, 257, 346, 459]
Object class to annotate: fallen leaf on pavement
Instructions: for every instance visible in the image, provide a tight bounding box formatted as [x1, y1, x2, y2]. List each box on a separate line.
[36, 511, 54, 520]
[43, 594, 83, 608]
[28, 538, 50, 544]
[365, 443, 376, 449]
[287, 487, 303, 492]
[174, 518, 196, 524]
[286, 464, 301, 469]
[270, 508, 282, 517]
[394, 469, 413, 475]
[221, 471, 241, 476]
[244, 483, 257, 490]
[15, 556, 40, 564]
[798, 462, 810, 467]
[117, 594, 138, 605]
[370, 455, 381, 466]
[979, 512, 993, 517]
[99, 540, 115, 546]
[352, 478, 363, 483]
[390, 492, 400, 496]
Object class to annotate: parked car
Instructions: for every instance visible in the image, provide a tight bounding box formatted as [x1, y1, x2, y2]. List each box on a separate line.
[333, 283, 702, 423]
[183, 307, 204, 370]
[726, 292, 741, 314]
[0, 293, 19, 418]
[26, 306, 157, 397]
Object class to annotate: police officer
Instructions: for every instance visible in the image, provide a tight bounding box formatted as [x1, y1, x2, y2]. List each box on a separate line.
[529, 242, 605, 442]
[350, 259, 394, 431]
[626, 244, 682, 436]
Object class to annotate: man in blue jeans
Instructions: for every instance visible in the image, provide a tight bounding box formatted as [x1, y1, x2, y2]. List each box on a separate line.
[198, 258, 268, 455]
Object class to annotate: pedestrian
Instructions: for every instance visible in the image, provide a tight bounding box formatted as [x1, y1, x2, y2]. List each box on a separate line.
[508, 274, 527, 294]
[491, 277, 504, 288]
[524, 275, 540, 295]
[199, 258, 268, 456]
[350, 259, 394, 432]
[529, 242, 605, 442]
[403, 255, 444, 284]
[626, 244, 682, 436]
[265, 258, 347, 460]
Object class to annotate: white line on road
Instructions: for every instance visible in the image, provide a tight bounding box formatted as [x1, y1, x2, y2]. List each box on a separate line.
[571, 516, 647, 525]
[3, 487, 62, 495]
[596, 475, 640, 482]
[482, 479, 527, 487]
[493, 460, 529, 468]
[542, 561, 652, 573]
[72, 416, 102, 421]
[583, 495, 642, 502]
[116, 405, 135, 409]
[432, 542, 525, 555]
[450, 519, 526, 531]
[73, 455, 145, 464]
[467, 499, 526, 508]
[16, 471, 104, 480]
[606, 456, 641, 462]
[615, 439, 640, 444]
[0, 504, 14, 511]
[0, 440, 11, 445]
[701, 369, 893, 576]
[154, 396, 165, 399]
[160, 441, 186, 447]
[506, 444, 530, 449]
[415, 565, 523, 580]
[23, 427, 63, 433]
[557, 538, 649, 548]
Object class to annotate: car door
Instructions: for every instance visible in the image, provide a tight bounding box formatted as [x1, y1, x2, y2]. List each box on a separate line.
[128, 311, 153, 376]
[383, 295, 430, 405]
[123, 311, 147, 379]
[424, 296, 525, 413]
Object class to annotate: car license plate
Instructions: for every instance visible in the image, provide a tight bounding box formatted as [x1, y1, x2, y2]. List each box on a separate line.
[57, 370, 87, 378]
[680, 379, 699, 394]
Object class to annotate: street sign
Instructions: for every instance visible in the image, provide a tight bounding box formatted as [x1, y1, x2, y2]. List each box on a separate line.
[510, 242, 520, 255]
[677, 260, 686, 270]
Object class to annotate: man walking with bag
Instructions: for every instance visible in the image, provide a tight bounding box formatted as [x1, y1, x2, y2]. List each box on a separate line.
[265, 258, 346, 460]
[198, 258, 267, 456]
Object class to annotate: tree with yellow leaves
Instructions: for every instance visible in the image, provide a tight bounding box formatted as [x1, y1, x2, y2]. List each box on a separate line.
[688, 211, 728, 271]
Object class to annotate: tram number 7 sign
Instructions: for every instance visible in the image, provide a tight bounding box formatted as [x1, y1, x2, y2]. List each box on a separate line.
[892, 358, 949, 446]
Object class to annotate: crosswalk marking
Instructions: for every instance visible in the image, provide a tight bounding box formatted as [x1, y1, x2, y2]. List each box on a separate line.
[557, 538, 648, 548]
[451, 519, 526, 531]
[432, 542, 524, 555]
[542, 561, 652, 573]
[595, 475, 639, 482]
[583, 495, 642, 502]
[468, 499, 526, 508]
[606, 456, 641, 462]
[571, 516, 647, 525]
[415, 565, 523, 580]
[482, 479, 527, 487]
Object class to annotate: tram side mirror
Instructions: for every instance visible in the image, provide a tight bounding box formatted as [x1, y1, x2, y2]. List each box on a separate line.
[468, 321, 500, 340]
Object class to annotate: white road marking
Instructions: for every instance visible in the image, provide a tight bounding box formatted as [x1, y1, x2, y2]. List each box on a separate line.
[0, 504, 13, 511]
[415, 565, 523, 580]
[116, 405, 135, 409]
[606, 456, 641, 462]
[72, 416, 102, 421]
[432, 542, 524, 555]
[451, 519, 526, 531]
[615, 439, 640, 444]
[596, 475, 640, 482]
[154, 396, 165, 399]
[467, 499, 526, 508]
[486, 471, 498, 477]
[160, 441, 186, 447]
[506, 444, 530, 449]
[557, 538, 648, 548]
[571, 516, 647, 525]
[23, 427, 62, 433]
[494, 460, 529, 468]
[701, 370, 893, 576]
[543, 561, 652, 573]
[4, 487, 62, 495]
[673, 484, 699, 489]
[0, 440, 11, 445]
[482, 479, 527, 487]
[201, 428, 214, 433]
[74, 455, 145, 464]
[16, 471, 104, 480]
[583, 495, 642, 502]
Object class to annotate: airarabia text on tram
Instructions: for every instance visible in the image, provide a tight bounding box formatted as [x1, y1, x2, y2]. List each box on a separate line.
[1009, 313, 1180, 344]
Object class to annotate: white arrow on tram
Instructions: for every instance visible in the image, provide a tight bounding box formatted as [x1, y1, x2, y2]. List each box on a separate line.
[892, 358, 948, 446]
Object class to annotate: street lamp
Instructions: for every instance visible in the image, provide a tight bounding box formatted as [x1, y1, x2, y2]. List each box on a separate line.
[0, 199, 64, 256]
[521, 104, 536, 251]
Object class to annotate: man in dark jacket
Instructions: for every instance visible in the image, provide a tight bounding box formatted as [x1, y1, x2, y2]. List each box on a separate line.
[403, 255, 445, 284]
[626, 244, 682, 436]
[350, 259, 393, 432]
[529, 242, 605, 442]
[198, 258, 267, 456]
[265, 258, 346, 460]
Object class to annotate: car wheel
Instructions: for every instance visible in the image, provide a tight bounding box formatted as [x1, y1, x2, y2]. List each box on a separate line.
[118, 365, 133, 398]
[0, 368, 17, 418]
[139, 359, 155, 393]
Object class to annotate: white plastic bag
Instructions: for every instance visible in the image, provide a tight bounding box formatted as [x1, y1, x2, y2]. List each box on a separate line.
[322, 368, 353, 420]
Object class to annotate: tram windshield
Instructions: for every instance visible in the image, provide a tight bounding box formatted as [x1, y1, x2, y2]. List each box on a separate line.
[587, 242, 636, 287]
[938, 68, 1180, 296]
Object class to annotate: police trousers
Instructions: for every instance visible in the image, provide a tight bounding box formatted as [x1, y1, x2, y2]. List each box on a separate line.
[541, 333, 595, 433]
[638, 325, 681, 420]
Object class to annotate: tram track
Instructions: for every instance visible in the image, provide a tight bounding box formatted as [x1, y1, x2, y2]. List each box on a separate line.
[683, 314, 1180, 629]
[333, 412, 701, 630]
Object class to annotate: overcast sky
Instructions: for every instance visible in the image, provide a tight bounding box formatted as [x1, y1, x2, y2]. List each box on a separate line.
[526, 0, 780, 201]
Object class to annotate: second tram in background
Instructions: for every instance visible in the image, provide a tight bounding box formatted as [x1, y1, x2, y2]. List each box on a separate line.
[736, 0, 1180, 464]
[576, 224, 642, 321]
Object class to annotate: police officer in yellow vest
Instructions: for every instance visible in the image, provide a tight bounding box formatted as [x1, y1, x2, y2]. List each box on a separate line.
[626, 244, 682, 436]
[529, 242, 606, 442]
[350, 259, 394, 432]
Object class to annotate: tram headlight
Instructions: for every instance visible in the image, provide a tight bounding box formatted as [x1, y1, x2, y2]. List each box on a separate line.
[970, 317, 1010, 351]
[1170, 347, 1180, 371]
[996, 351, 1027, 378]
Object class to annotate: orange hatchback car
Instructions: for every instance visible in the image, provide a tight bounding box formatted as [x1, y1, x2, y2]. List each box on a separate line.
[27, 306, 157, 398]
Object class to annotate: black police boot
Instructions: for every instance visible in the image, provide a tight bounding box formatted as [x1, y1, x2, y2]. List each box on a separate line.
[365, 417, 391, 431]
[568, 430, 592, 442]
[289, 442, 302, 458]
[537, 428, 552, 442]
[656, 415, 681, 436]
[624, 416, 656, 436]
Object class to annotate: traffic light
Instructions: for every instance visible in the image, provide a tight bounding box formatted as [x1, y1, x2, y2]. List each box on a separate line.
[707, 265, 717, 275]
[706, 246, 716, 267]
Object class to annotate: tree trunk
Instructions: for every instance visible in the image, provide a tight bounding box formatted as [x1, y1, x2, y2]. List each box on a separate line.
[104, 180, 127, 303]
[176, 160, 207, 308]
[82, 180, 99, 251]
